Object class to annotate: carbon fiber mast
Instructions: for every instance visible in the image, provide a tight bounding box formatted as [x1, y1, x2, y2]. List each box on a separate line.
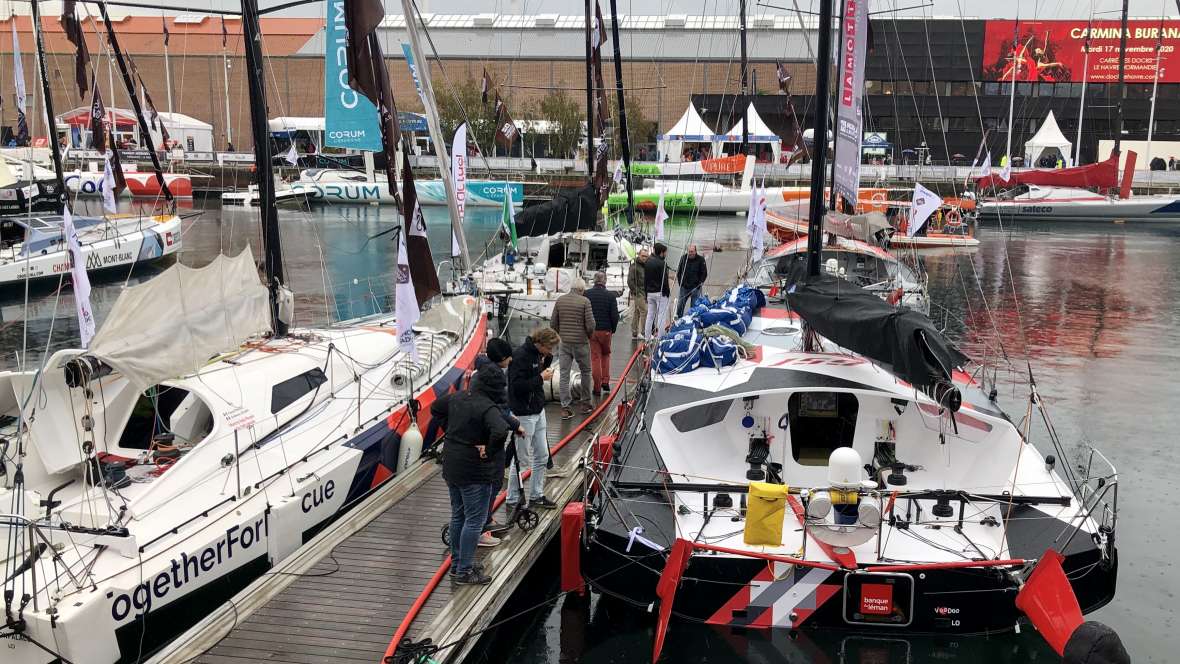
[805, 0, 834, 277]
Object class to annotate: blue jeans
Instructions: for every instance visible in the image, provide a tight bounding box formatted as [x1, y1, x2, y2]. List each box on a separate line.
[448, 482, 494, 574]
[677, 286, 702, 318]
[506, 411, 548, 504]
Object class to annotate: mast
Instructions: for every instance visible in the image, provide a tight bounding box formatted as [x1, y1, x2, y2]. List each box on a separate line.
[400, 0, 470, 271]
[223, 41, 233, 149]
[584, 0, 595, 177]
[1146, 11, 1164, 181]
[806, 0, 834, 278]
[1005, 20, 1020, 167]
[1113, 0, 1129, 155]
[1074, 9, 1092, 166]
[98, 3, 173, 201]
[739, 0, 749, 155]
[164, 19, 174, 114]
[28, 0, 65, 206]
[607, 0, 634, 227]
[239, 0, 285, 335]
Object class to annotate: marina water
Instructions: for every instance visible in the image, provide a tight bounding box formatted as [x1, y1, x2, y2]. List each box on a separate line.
[1, 201, 1174, 662]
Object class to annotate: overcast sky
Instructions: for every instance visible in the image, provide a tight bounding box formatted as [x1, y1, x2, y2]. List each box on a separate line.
[25, 0, 1179, 19]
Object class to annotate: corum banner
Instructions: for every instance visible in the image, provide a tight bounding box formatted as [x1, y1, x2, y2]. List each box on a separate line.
[982, 20, 1180, 83]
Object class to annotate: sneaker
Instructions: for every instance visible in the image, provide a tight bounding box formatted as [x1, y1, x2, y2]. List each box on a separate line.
[600, 383, 610, 394]
[478, 532, 502, 547]
[562, 407, 575, 420]
[452, 569, 493, 586]
[486, 520, 511, 536]
[579, 402, 594, 415]
[591, 387, 601, 397]
[533, 495, 559, 509]
[449, 562, 485, 577]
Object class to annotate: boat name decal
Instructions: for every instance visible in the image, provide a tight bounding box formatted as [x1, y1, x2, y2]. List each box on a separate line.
[1019, 206, 1053, 214]
[86, 251, 134, 270]
[933, 606, 961, 615]
[301, 479, 336, 513]
[319, 184, 383, 200]
[109, 517, 269, 622]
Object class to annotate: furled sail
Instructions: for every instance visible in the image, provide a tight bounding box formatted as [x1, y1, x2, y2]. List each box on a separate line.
[512, 183, 599, 237]
[787, 276, 968, 404]
[88, 248, 271, 390]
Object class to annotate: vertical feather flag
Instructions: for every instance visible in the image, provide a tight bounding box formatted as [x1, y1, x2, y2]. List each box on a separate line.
[395, 227, 420, 361]
[89, 80, 107, 154]
[63, 206, 96, 347]
[162, 16, 170, 47]
[481, 69, 493, 105]
[451, 123, 468, 258]
[12, 22, 28, 145]
[501, 184, 518, 249]
[401, 150, 441, 306]
[653, 190, 668, 241]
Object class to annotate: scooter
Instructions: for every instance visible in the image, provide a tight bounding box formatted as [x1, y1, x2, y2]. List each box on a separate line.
[441, 434, 540, 546]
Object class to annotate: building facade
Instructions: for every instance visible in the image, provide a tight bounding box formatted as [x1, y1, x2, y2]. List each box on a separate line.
[2, 13, 1176, 164]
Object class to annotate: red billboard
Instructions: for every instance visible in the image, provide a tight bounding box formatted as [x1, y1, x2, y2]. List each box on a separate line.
[982, 20, 1180, 83]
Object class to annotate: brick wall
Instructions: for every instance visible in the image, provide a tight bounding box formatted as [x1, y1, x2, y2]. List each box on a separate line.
[0, 52, 816, 149]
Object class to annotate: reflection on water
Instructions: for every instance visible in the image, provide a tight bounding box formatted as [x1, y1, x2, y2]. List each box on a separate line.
[0, 205, 1176, 661]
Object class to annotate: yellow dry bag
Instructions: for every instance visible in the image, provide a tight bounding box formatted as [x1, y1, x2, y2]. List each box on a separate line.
[743, 482, 790, 546]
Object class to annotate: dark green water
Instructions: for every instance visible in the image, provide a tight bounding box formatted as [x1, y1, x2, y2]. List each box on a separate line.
[1, 202, 1174, 662]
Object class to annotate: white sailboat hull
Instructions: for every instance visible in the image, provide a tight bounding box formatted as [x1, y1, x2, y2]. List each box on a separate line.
[979, 185, 1180, 222]
[0, 215, 182, 286]
[292, 170, 524, 207]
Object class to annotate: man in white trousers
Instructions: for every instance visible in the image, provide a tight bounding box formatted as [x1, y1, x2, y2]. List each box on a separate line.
[643, 242, 671, 339]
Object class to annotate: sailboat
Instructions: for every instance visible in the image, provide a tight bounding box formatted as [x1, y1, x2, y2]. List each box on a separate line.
[576, 0, 1122, 657]
[0, 5, 182, 289]
[0, 3, 483, 662]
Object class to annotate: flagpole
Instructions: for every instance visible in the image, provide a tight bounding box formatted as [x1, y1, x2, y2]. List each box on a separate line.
[400, 0, 470, 272]
[163, 23, 174, 115]
[1146, 7, 1164, 186]
[583, 0, 595, 178]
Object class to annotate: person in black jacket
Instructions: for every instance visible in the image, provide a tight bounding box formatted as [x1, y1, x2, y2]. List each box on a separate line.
[642, 242, 671, 339]
[471, 337, 523, 539]
[584, 271, 619, 395]
[434, 364, 511, 585]
[675, 244, 708, 318]
[506, 327, 559, 509]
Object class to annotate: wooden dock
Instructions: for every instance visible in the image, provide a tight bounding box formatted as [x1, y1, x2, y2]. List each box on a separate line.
[150, 333, 646, 664]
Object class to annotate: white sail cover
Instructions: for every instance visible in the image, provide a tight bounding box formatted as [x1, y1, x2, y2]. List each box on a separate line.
[1024, 111, 1073, 167]
[89, 248, 271, 390]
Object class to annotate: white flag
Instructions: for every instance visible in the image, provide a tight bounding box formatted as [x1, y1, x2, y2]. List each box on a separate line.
[284, 142, 299, 166]
[751, 187, 769, 261]
[395, 229, 420, 361]
[653, 189, 668, 241]
[907, 182, 943, 237]
[744, 183, 759, 234]
[999, 157, 1012, 182]
[12, 22, 25, 114]
[63, 207, 96, 347]
[451, 122, 467, 261]
[612, 161, 623, 185]
[974, 151, 992, 178]
[101, 153, 118, 214]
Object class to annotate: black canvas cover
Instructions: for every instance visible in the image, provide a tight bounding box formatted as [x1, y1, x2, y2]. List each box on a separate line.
[787, 277, 969, 394]
[513, 184, 599, 237]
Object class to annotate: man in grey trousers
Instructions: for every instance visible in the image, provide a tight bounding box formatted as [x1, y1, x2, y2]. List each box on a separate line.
[549, 278, 596, 420]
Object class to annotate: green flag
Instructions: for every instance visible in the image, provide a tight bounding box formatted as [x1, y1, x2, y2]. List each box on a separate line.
[501, 183, 517, 249]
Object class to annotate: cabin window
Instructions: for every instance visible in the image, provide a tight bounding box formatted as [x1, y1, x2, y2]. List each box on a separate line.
[547, 242, 567, 268]
[271, 368, 328, 413]
[670, 399, 733, 433]
[787, 392, 859, 466]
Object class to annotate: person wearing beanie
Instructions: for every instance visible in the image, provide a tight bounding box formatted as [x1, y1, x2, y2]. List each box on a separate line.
[549, 278, 596, 420]
[469, 336, 522, 538]
[435, 364, 511, 585]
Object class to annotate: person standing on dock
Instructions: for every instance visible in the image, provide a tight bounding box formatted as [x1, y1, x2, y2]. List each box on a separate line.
[472, 338, 524, 539]
[627, 248, 649, 340]
[675, 244, 708, 318]
[643, 243, 672, 340]
[585, 271, 619, 396]
[551, 279, 596, 420]
[438, 364, 511, 586]
[507, 327, 559, 510]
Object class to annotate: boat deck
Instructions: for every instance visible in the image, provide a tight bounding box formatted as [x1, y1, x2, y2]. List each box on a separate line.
[151, 331, 648, 664]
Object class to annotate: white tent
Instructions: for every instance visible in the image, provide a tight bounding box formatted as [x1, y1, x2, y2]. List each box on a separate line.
[152, 112, 214, 153]
[657, 103, 725, 162]
[721, 103, 782, 163]
[1024, 110, 1073, 168]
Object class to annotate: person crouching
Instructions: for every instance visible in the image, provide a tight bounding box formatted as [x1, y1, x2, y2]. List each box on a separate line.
[440, 364, 511, 585]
